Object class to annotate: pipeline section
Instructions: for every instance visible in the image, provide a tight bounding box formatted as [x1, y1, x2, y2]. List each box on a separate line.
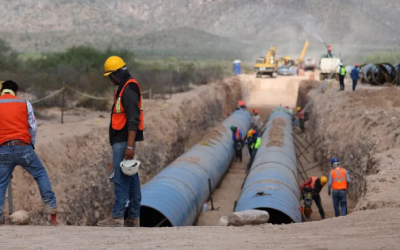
[140, 109, 252, 227]
[359, 63, 398, 85]
[235, 107, 302, 224]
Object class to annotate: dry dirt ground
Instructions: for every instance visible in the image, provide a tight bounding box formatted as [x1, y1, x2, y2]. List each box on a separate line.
[3, 74, 400, 249]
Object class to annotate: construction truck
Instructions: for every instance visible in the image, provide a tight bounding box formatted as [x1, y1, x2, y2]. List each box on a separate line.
[319, 57, 341, 81]
[304, 57, 316, 71]
[278, 56, 295, 67]
[254, 45, 278, 78]
[318, 43, 341, 80]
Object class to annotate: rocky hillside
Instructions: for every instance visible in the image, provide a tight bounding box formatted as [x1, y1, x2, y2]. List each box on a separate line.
[1, 0, 399, 55]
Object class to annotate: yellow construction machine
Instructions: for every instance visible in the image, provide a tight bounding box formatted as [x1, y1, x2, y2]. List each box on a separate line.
[254, 45, 278, 78]
[295, 40, 309, 66]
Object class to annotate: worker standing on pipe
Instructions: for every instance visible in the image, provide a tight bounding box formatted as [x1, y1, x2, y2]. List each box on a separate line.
[247, 136, 261, 170]
[231, 126, 244, 162]
[0, 81, 59, 225]
[339, 63, 346, 91]
[300, 176, 328, 219]
[98, 56, 143, 227]
[351, 64, 360, 91]
[328, 158, 350, 217]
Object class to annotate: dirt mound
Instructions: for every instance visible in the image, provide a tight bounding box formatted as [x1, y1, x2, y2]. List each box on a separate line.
[306, 85, 400, 211]
[3, 77, 243, 226]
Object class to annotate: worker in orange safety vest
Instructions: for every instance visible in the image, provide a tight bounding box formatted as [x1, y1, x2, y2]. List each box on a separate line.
[0, 80, 59, 225]
[98, 56, 143, 228]
[328, 158, 351, 217]
[301, 176, 328, 219]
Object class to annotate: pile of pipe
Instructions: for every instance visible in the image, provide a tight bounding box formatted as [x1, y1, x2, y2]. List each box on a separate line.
[359, 63, 398, 85]
[234, 107, 301, 224]
[139, 109, 252, 227]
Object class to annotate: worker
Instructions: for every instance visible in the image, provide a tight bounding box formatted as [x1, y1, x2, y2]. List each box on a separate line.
[251, 109, 261, 131]
[230, 126, 244, 162]
[300, 176, 328, 219]
[98, 56, 143, 227]
[237, 100, 247, 111]
[351, 64, 360, 91]
[245, 129, 258, 156]
[0, 80, 59, 225]
[339, 63, 346, 91]
[328, 158, 351, 217]
[247, 136, 261, 170]
[296, 107, 305, 132]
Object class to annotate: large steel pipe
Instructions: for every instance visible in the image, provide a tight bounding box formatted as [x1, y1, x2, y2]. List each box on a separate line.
[235, 107, 302, 224]
[360, 63, 397, 85]
[140, 109, 252, 227]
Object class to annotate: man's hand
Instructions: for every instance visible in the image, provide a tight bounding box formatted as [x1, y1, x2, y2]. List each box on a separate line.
[125, 148, 134, 160]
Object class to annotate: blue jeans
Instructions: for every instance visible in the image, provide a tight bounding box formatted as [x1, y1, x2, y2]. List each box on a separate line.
[111, 141, 141, 219]
[332, 190, 347, 217]
[0, 143, 57, 220]
[352, 79, 357, 91]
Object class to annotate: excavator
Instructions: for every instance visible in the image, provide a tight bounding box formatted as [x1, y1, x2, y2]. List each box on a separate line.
[254, 45, 278, 78]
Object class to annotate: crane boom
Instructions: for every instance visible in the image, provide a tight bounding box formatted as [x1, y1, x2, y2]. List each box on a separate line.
[299, 40, 309, 62]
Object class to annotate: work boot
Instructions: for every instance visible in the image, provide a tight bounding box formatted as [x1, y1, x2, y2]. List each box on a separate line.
[43, 207, 64, 215]
[97, 217, 124, 227]
[0, 215, 5, 225]
[124, 218, 140, 227]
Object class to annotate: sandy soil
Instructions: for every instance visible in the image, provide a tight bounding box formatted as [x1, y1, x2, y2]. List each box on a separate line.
[1, 208, 400, 250]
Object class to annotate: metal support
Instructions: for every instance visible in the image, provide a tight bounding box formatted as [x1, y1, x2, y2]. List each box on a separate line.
[296, 136, 319, 158]
[299, 160, 331, 175]
[293, 132, 309, 154]
[208, 178, 219, 210]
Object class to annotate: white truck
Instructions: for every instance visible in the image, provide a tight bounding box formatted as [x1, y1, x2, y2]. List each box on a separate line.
[319, 57, 341, 81]
[304, 57, 316, 71]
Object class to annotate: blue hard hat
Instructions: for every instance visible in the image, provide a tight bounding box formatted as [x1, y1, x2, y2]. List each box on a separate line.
[331, 158, 339, 165]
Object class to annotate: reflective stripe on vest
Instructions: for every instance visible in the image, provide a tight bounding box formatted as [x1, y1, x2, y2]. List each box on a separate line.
[331, 167, 348, 190]
[0, 95, 31, 145]
[253, 137, 261, 149]
[340, 67, 346, 76]
[112, 79, 144, 131]
[236, 129, 240, 140]
[305, 176, 318, 189]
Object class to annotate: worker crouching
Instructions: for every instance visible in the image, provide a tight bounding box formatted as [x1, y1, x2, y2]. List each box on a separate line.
[0, 81, 59, 224]
[300, 176, 328, 219]
[98, 56, 143, 227]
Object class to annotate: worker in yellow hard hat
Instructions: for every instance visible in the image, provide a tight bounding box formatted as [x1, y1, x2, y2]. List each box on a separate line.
[301, 176, 328, 219]
[98, 56, 144, 228]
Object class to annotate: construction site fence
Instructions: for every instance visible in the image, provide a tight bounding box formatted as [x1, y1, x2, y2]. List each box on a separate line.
[29, 84, 158, 124]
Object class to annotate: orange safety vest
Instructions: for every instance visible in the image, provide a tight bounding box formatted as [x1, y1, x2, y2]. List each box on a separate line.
[298, 110, 304, 119]
[306, 176, 318, 189]
[331, 167, 348, 190]
[0, 94, 31, 145]
[112, 79, 144, 131]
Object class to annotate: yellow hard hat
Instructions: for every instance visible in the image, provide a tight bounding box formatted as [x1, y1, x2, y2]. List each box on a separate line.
[103, 56, 126, 76]
[296, 107, 301, 111]
[320, 176, 327, 186]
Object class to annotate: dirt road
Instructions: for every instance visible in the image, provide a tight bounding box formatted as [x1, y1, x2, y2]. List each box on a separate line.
[1, 208, 400, 250]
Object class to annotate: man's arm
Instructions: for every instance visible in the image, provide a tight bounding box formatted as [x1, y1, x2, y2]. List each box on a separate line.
[300, 177, 312, 191]
[346, 169, 351, 182]
[26, 100, 37, 146]
[122, 84, 141, 159]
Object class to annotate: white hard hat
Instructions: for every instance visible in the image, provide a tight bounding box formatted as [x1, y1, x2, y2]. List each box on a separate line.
[339, 63, 343, 66]
[120, 158, 140, 176]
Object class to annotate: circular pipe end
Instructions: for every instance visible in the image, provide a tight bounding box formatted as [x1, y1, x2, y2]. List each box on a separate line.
[140, 206, 173, 227]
